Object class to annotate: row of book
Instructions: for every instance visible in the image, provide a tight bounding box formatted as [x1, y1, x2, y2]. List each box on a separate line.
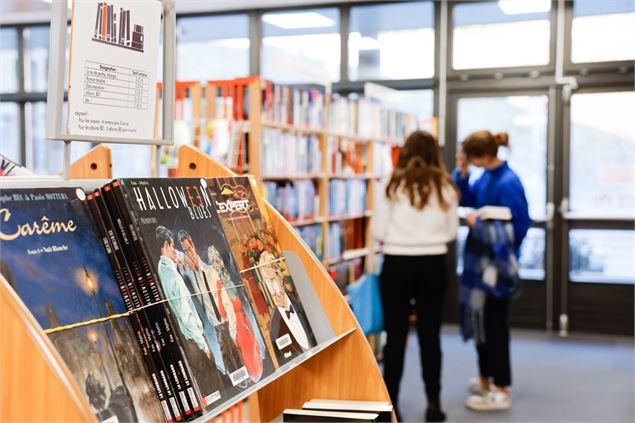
[264, 180, 319, 222]
[326, 136, 367, 176]
[262, 81, 326, 129]
[329, 94, 418, 142]
[261, 129, 321, 177]
[327, 220, 365, 260]
[0, 176, 318, 422]
[329, 179, 367, 216]
[295, 224, 324, 262]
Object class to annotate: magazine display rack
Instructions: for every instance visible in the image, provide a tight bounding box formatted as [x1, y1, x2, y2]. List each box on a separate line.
[178, 144, 392, 422]
[1, 145, 392, 422]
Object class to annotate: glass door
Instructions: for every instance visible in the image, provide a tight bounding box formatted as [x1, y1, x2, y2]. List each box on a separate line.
[559, 88, 635, 335]
[447, 91, 551, 329]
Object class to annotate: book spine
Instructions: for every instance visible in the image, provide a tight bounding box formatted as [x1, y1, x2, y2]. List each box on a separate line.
[87, 192, 178, 423]
[101, 184, 196, 420]
[108, 181, 205, 416]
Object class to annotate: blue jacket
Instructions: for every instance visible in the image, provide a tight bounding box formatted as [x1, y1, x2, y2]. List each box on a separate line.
[453, 162, 531, 254]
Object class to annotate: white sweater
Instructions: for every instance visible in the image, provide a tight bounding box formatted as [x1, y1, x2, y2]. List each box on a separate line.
[371, 180, 459, 255]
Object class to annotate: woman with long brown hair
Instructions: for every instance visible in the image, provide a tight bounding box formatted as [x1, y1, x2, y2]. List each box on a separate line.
[372, 130, 458, 422]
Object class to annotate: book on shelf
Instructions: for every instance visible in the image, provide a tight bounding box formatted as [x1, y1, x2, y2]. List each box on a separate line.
[0, 176, 324, 422]
[0, 154, 35, 176]
[329, 179, 367, 217]
[373, 144, 394, 179]
[295, 224, 323, 261]
[327, 258, 364, 296]
[207, 176, 318, 366]
[112, 178, 281, 413]
[264, 180, 319, 222]
[261, 129, 321, 177]
[283, 408, 379, 422]
[262, 81, 325, 129]
[303, 399, 392, 422]
[327, 220, 365, 260]
[0, 188, 166, 422]
[326, 136, 367, 176]
[328, 93, 417, 142]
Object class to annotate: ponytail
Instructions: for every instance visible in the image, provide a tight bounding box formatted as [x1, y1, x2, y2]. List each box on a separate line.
[494, 132, 509, 147]
[462, 130, 510, 158]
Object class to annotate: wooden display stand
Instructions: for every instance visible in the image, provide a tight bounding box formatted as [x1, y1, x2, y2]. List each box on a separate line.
[178, 144, 392, 422]
[1, 146, 393, 422]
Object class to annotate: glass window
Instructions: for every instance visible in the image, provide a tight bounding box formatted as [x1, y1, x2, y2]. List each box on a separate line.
[262, 8, 340, 83]
[349, 2, 434, 80]
[569, 91, 635, 216]
[457, 226, 545, 280]
[24, 26, 50, 93]
[570, 229, 635, 284]
[452, 1, 551, 69]
[23, 25, 71, 93]
[0, 27, 19, 93]
[0, 102, 21, 163]
[27, 102, 92, 175]
[177, 14, 249, 81]
[366, 89, 434, 123]
[572, 0, 635, 63]
[457, 95, 548, 219]
[109, 144, 153, 177]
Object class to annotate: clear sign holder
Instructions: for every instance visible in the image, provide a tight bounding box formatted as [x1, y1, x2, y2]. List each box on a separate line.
[45, 0, 176, 179]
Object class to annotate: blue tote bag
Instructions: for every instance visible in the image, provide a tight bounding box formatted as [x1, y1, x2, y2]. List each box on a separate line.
[348, 272, 384, 335]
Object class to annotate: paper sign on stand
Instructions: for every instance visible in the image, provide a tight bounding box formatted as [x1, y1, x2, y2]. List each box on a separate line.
[67, 0, 162, 140]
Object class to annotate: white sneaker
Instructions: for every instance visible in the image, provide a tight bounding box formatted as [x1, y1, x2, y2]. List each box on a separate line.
[468, 377, 493, 396]
[465, 390, 512, 411]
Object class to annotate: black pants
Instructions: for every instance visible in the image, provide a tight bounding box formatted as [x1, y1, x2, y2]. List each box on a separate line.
[380, 254, 448, 408]
[476, 296, 512, 387]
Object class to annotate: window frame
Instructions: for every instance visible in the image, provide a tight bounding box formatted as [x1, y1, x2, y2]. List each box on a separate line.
[446, 0, 558, 79]
[563, 0, 635, 75]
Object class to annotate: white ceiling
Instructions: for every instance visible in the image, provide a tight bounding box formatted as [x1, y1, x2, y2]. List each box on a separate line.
[0, 0, 372, 25]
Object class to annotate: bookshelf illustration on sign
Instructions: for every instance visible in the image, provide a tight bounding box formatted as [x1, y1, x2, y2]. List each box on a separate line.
[92, 2, 145, 52]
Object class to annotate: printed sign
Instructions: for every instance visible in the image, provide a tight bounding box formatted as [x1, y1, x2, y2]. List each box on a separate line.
[67, 0, 161, 140]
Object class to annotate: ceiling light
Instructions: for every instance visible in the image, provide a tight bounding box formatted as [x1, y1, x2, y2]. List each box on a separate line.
[262, 12, 335, 30]
[497, 0, 551, 15]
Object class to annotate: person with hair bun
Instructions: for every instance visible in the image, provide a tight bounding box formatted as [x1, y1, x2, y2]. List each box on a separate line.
[454, 130, 531, 411]
[372, 130, 459, 422]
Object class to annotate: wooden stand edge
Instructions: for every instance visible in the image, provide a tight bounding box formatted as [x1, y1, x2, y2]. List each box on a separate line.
[178, 145, 393, 422]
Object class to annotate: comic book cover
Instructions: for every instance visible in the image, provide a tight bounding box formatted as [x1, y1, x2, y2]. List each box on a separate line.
[0, 187, 164, 422]
[207, 176, 317, 368]
[114, 178, 276, 412]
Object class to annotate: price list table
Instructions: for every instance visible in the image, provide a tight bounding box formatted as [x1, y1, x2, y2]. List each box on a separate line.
[83, 60, 149, 110]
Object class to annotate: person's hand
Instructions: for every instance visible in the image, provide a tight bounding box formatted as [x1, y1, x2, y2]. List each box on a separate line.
[205, 349, 212, 361]
[456, 152, 469, 178]
[466, 212, 478, 228]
